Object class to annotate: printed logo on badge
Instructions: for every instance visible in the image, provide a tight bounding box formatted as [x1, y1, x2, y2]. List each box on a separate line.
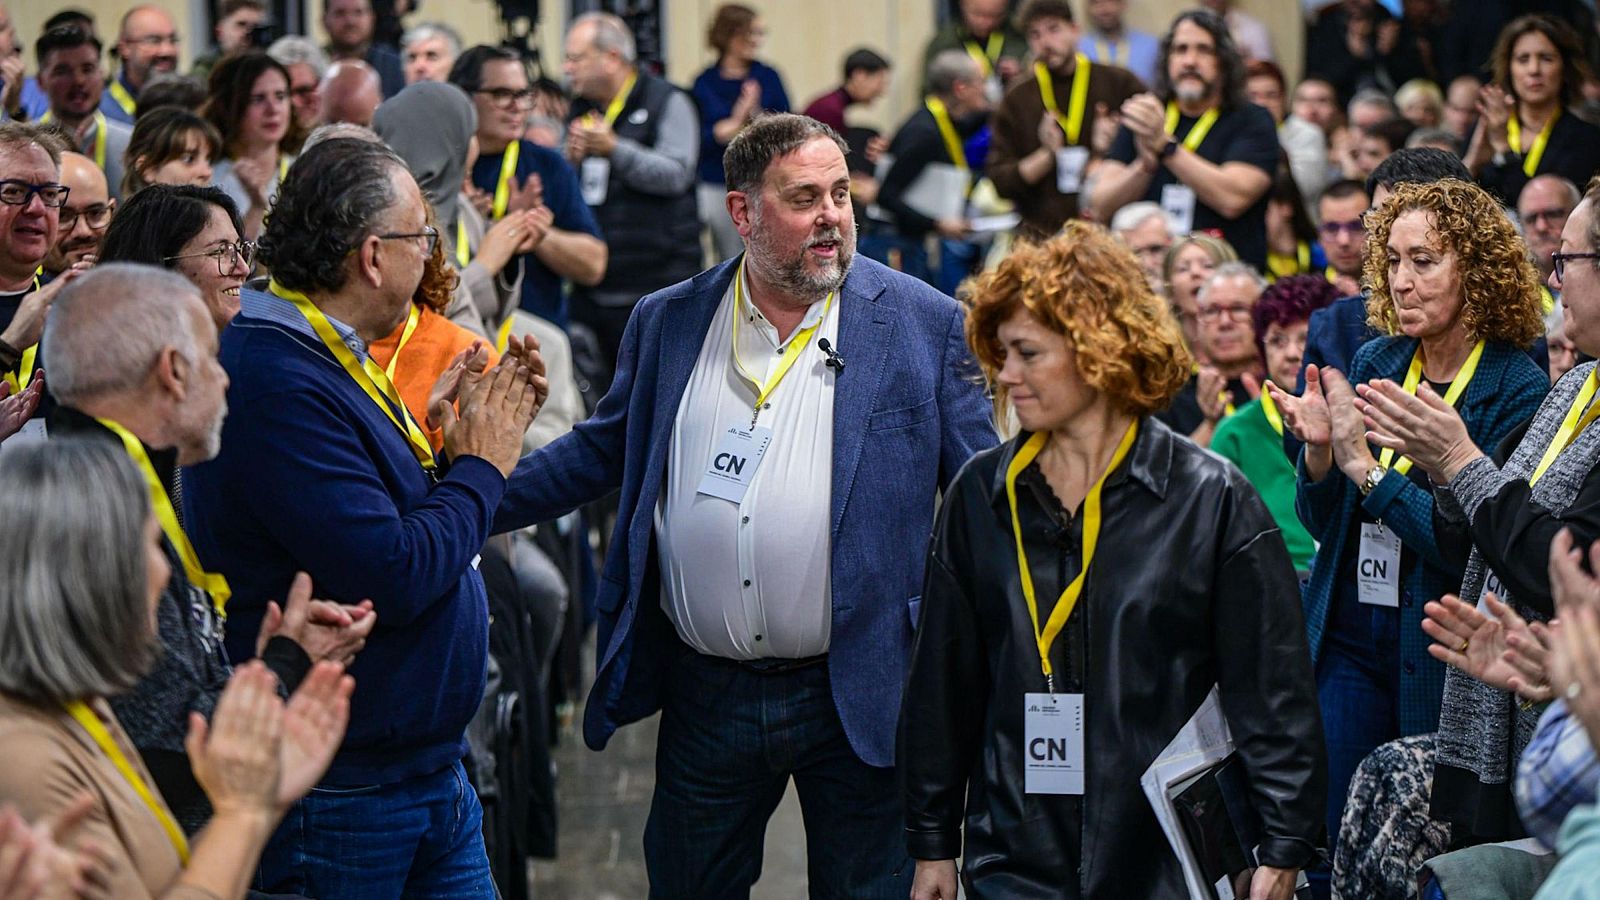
[697, 425, 773, 503]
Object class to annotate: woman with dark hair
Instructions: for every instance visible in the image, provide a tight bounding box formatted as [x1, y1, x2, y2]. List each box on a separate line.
[900, 222, 1324, 899]
[97, 185, 250, 331]
[202, 51, 302, 240]
[1212, 274, 1339, 574]
[122, 108, 224, 197]
[1265, 163, 1328, 282]
[1467, 14, 1600, 204]
[691, 3, 790, 261]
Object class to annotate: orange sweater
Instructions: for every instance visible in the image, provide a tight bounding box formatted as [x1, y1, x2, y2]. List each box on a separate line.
[366, 305, 499, 452]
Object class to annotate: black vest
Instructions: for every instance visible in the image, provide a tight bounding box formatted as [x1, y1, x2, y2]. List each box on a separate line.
[569, 72, 702, 300]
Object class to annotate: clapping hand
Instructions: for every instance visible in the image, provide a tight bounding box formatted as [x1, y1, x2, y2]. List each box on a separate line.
[440, 352, 546, 476]
[427, 343, 493, 431]
[1423, 593, 1557, 703]
[0, 377, 43, 444]
[1320, 368, 1379, 484]
[0, 795, 112, 900]
[1355, 379, 1484, 482]
[1547, 529, 1600, 747]
[1196, 366, 1229, 423]
[275, 661, 355, 808]
[254, 572, 376, 668]
[186, 663, 283, 820]
[1266, 365, 1331, 447]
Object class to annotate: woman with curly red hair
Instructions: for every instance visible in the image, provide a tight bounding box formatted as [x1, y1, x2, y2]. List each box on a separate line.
[899, 222, 1326, 899]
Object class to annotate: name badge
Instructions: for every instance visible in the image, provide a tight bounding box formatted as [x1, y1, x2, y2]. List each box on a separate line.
[1161, 183, 1197, 235]
[1357, 522, 1401, 607]
[1024, 692, 1084, 795]
[696, 425, 773, 504]
[17, 418, 46, 440]
[580, 157, 611, 206]
[1478, 569, 1505, 612]
[1056, 146, 1090, 195]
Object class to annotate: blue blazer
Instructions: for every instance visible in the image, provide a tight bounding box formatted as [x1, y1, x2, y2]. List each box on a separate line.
[494, 256, 997, 766]
[1295, 336, 1547, 735]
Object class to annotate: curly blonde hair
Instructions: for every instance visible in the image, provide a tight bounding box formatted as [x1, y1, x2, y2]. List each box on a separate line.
[1362, 180, 1544, 347]
[967, 223, 1193, 417]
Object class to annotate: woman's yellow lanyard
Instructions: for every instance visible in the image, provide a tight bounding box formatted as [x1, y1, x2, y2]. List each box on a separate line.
[98, 417, 231, 618]
[3, 274, 42, 394]
[1164, 102, 1220, 152]
[270, 280, 437, 471]
[382, 304, 422, 383]
[1035, 56, 1092, 146]
[1377, 340, 1486, 476]
[1260, 385, 1284, 436]
[1267, 242, 1311, 281]
[1506, 108, 1559, 178]
[39, 111, 108, 168]
[1531, 369, 1600, 483]
[1004, 420, 1138, 692]
[924, 96, 969, 170]
[64, 701, 190, 865]
[730, 259, 835, 428]
[492, 141, 521, 220]
[964, 33, 1004, 78]
[278, 154, 290, 182]
[107, 78, 137, 117]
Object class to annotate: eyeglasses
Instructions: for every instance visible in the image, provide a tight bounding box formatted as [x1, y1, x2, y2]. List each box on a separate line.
[1318, 220, 1367, 239]
[377, 225, 439, 256]
[289, 84, 319, 100]
[58, 202, 114, 231]
[1553, 251, 1600, 283]
[1523, 207, 1571, 227]
[1197, 304, 1254, 323]
[0, 180, 69, 208]
[164, 239, 256, 275]
[125, 33, 180, 48]
[474, 87, 535, 110]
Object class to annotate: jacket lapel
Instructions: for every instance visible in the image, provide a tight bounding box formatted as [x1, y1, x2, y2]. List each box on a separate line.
[830, 262, 897, 537]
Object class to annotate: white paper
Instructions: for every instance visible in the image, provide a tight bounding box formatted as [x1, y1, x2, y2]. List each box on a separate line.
[695, 425, 773, 503]
[969, 213, 1022, 234]
[1024, 692, 1084, 794]
[1056, 146, 1090, 194]
[1161, 183, 1197, 235]
[1141, 686, 1235, 900]
[580, 157, 611, 206]
[1357, 522, 1401, 607]
[901, 162, 971, 222]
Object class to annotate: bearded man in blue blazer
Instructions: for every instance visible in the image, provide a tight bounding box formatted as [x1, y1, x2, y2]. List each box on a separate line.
[494, 112, 996, 897]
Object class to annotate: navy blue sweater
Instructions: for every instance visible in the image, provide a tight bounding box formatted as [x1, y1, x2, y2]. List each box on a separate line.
[183, 298, 505, 785]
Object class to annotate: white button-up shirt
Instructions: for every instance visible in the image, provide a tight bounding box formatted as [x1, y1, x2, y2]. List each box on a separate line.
[655, 272, 839, 660]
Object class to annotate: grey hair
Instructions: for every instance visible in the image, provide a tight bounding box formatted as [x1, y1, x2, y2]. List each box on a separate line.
[1348, 87, 1399, 119]
[259, 138, 407, 293]
[0, 121, 68, 167]
[571, 11, 636, 64]
[927, 49, 981, 97]
[1109, 201, 1172, 235]
[268, 35, 330, 81]
[723, 112, 848, 197]
[300, 122, 381, 154]
[1197, 261, 1268, 303]
[402, 21, 462, 57]
[1405, 127, 1459, 150]
[42, 264, 203, 405]
[0, 439, 158, 706]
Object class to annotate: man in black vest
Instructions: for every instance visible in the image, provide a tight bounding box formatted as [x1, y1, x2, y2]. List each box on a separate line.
[563, 12, 700, 376]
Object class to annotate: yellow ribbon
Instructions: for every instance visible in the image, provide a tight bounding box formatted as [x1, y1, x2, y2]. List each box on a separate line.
[964, 33, 1005, 78]
[1377, 340, 1486, 476]
[107, 77, 137, 117]
[492, 140, 521, 220]
[39, 110, 108, 169]
[1005, 420, 1139, 687]
[269, 280, 436, 471]
[1036, 55, 1092, 146]
[730, 258, 836, 426]
[1164, 102, 1220, 153]
[924, 96, 969, 170]
[97, 417, 230, 617]
[382, 304, 422, 383]
[3, 275, 41, 394]
[1507, 108, 1559, 178]
[1260, 386, 1284, 436]
[455, 218, 471, 269]
[495, 315, 515, 354]
[602, 72, 637, 127]
[1531, 369, 1600, 484]
[65, 701, 189, 865]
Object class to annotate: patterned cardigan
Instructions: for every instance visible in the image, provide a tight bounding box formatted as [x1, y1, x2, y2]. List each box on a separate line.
[1295, 335, 1549, 736]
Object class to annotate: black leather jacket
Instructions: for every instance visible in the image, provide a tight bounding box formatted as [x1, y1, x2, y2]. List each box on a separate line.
[899, 419, 1326, 898]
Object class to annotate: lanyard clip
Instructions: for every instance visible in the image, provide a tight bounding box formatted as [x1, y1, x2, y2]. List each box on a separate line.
[1045, 672, 1056, 697]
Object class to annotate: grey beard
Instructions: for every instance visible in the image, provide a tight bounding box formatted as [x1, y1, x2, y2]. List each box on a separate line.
[1174, 80, 1210, 104]
[746, 206, 856, 297]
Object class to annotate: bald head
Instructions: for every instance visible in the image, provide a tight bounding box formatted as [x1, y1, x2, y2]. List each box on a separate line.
[117, 5, 178, 90]
[43, 264, 204, 405]
[44, 152, 110, 275]
[321, 60, 383, 127]
[1520, 175, 1581, 276]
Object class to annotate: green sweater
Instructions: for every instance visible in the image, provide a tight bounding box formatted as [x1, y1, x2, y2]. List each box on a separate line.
[1210, 397, 1316, 572]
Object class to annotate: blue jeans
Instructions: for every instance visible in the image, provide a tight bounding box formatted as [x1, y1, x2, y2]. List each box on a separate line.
[936, 238, 980, 297]
[642, 652, 910, 899]
[256, 760, 496, 899]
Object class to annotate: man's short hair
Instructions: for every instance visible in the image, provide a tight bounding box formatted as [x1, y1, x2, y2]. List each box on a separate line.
[1363, 117, 1415, 153]
[724, 112, 848, 198]
[220, 0, 266, 17]
[926, 49, 980, 96]
[570, 12, 636, 64]
[402, 21, 462, 57]
[0, 121, 68, 166]
[35, 24, 101, 68]
[267, 35, 329, 81]
[259, 137, 406, 293]
[1348, 87, 1399, 119]
[136, 73, 208, 117]
[42, 263, 203, 404]
[1365, 146, 1471, 197]
[1018, 0, 1073, 30]
[843, 47, 889, 81]
[1109, 201, 1170, 235]
[446, 44, 522, 93]
[1404, 127, 1458, 151]
[1197, 261, 1266, 304]
[1319, 178, 1370, 207]
[42, 9, 95, 35]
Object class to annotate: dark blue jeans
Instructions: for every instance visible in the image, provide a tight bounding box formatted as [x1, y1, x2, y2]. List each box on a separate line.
[256, 760, 496, 899]
[642, 652, 910, 899]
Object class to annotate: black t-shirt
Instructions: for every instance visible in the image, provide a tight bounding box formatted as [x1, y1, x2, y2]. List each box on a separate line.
[1157, 373, 1254, 436]
[1108, 101, 1279, 269]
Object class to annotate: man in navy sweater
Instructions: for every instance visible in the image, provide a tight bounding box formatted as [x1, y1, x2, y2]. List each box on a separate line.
[184, 138, 546, 899]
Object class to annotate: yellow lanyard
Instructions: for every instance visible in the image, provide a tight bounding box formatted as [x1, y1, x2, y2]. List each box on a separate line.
[40, 110, 107, 168]
[383, 304, 422, 382]
[925, 96, 969, 170]
[492, 141, 521, 220]
[454, 218, 471, 269]
[1324, 265, 1341, 284]
[1260, 385, 1284, 436]
[107, 77, 137, 116]
[270, 280, 437, 470]
[1094, 38, 1124, 66]
[1377, 340, 1486, 476]
[603, 72, 638, 127]
[1005, 420, 1138, 689]
[1531, 369, 1600, 483]
[278, 155, 289, 182]
[1036, 56, 1092, 146]
[1507, 108, 1559, 178]
[1267, 242, 1311, 281]
[65, 701, 189, 865]
[97, 418, 230, 617]
[3, 275, 41, 393]
[1164, 102, 1220, 152]
[964, 33, 1004, 78]
[496, 315, 515, 354]
[1541, 284, 1556, 314]
[730, 259, 835, 427]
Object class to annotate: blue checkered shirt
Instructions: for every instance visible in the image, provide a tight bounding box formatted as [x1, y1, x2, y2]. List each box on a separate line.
[1516, 700, 1600, 851]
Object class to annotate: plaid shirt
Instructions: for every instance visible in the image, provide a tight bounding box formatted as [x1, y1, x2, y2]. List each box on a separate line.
[1515, 700, 1600, 851]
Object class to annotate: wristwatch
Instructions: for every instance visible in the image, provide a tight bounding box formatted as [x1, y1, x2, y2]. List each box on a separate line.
[1159, 136, 1179, 160]
[1360, 464, 1389, 496]
[1492, 150, 1515, 167]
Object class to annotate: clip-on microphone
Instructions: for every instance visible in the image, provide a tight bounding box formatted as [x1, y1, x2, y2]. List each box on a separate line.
[818, 338, 846, 373]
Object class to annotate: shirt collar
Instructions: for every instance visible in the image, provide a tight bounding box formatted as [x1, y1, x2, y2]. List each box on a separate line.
[986, 417, 1173, 514]
[240, 286, 369, 362]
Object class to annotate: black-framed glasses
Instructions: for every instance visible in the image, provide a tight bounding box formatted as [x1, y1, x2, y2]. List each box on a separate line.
[1318, 220, 1366, 239]
[1553, 251, 1600, 283]
[377, 225, 439, 256]
[0, 180, 69, 208]
[474, 87, 535, 110]
[58, 202, 115, 231]
[164, 240, 256, 276]
[1198, 304, 1254, 323]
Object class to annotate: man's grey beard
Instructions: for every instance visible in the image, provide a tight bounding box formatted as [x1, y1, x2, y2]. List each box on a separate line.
[1174, 76, 1211, 104]
[746, 199, 857, 298]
